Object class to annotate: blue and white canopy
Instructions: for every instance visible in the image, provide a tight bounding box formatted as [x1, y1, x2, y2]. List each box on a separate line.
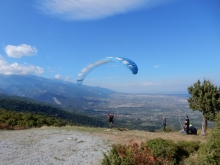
[77, 57, 138, 86]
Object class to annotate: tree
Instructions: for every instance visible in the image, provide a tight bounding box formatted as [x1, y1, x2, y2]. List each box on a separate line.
[187, 79, 220, 135]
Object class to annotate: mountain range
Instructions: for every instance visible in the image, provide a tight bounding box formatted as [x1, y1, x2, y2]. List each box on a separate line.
[0, 74, 117, 110]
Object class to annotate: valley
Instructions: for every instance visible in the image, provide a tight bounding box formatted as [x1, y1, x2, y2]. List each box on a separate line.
[75, 94, 208, 131]
[0, 75, 212, 131]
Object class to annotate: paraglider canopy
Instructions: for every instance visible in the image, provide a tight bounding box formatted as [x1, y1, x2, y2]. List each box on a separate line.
[77, 57, 138, 86]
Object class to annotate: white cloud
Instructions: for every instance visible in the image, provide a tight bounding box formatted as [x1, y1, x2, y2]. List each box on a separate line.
[4, 44, 37, 58]
[0, 55, 44, 75]
[55, 74, 61, 79]
[36, 0, 171, 21]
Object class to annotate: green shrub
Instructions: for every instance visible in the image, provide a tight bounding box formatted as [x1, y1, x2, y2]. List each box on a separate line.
[102, 140, 160, 165]
[146, 138, 178, 164]
[102, 138, 202, 165]
[102, 143, 134, 165]
[165, 127, 174, 132]
[0, 109, 74, 129]
[157, 127, 174, 133]
[187, 140, 220, 165]
[187, 112, 220, 165]
[176, 141, 200, 156]
[175, 141, 200, 164]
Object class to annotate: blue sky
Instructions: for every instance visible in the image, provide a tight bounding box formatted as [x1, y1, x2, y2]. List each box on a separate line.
[0, 0, 220, 94]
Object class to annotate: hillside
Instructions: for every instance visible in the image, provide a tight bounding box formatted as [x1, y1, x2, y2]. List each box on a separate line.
[0, 94, 105, 127]
[0, 126, 209, 165]
[0, 74, 117, 109]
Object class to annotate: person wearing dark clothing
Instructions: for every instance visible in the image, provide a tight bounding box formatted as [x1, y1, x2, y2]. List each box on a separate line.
[108, 114, 114, 127]
[162, 116, 166, 132]
[185, 115, 190, 134]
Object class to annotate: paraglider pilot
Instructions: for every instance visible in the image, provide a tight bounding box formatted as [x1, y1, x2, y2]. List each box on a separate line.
[108, 114, 114, 127]
[185, 115, 190, 134]
[162, 116, 166, 132]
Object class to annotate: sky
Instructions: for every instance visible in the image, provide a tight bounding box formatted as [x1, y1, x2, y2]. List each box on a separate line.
[0, 0, 220, 94]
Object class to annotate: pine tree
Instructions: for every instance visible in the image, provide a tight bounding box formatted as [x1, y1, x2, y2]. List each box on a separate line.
[187, 79, 220, 135]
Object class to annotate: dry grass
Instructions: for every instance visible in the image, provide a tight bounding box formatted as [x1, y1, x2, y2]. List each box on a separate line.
[93, 129, 210, 145]
[53, 126, 210, 145]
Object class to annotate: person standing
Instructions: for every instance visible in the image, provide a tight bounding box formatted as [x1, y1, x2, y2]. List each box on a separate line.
[108, 114, 114, 127]
[162, 116, 166, 132]
[185, 115, 190, 134]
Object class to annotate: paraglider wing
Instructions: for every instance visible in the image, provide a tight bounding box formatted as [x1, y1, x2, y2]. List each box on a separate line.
[77, 57, 138, 86]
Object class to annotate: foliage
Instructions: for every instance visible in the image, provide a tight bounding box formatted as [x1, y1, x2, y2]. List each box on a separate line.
[102, 140, 159, 165]
[0, 97, 104, 127]
[0, 109, 73, 129]
[164, 127, 174, 132]
[102, 138, 200, 165]
[175, 140, 200, 164]
[157, 127, 174, 133]
[187, 79, 220, 121]
[146, 138, 178, 164]
[188, 113, 220, 165]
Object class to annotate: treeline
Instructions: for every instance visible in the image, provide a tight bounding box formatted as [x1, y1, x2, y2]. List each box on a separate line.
[0, 109, 74, 129]
[0, 96, 105, 128]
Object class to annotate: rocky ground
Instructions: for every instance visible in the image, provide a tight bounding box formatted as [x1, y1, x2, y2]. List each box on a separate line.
[0, 126, 209, 165]
[0, 127, 111, 165]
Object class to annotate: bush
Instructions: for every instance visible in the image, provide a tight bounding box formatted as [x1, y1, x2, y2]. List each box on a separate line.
[146, 138, 178, 164]
[102, 138, 202, 165]
[187, 112, 220, 165]
[102, 140, 159, 165]
[165, 127, 175, 132]
[0, 109, 74, 129]
[176, 141, 200, 164]
[176, 141, 200, 156]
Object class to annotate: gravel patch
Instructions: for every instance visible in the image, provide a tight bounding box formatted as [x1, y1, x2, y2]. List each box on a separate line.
[0, 128, 111, 165]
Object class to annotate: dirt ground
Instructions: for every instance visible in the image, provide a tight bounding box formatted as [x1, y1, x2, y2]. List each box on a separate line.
[0, 126, 210, 165]
[0, 127, 111, 165]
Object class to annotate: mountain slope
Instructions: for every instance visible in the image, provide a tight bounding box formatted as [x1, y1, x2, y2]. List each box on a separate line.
[0, 94, 105, 127]
[0, 74, 117, 108]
